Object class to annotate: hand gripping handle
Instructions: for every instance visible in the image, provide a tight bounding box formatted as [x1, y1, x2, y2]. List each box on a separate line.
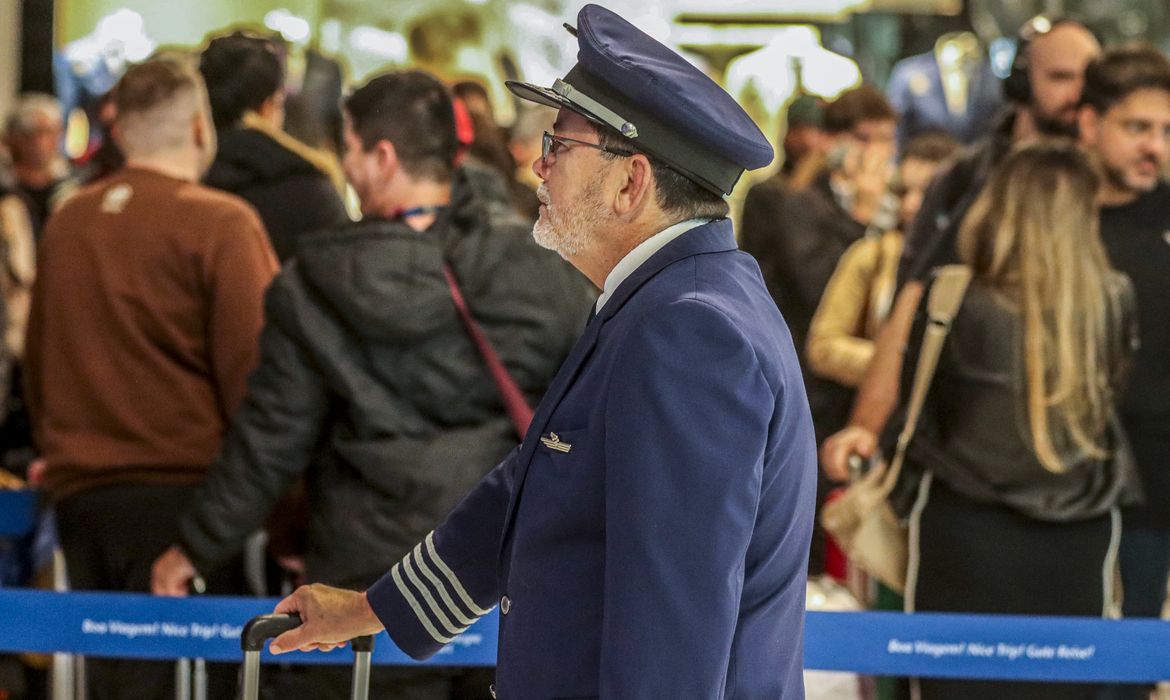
[241, 613, 303, 652]
[240, 613, 375, 653]
[240, 613, 375, 700]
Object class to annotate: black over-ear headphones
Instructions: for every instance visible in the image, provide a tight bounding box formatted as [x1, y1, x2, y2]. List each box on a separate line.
[1003, 15, 1068, 104]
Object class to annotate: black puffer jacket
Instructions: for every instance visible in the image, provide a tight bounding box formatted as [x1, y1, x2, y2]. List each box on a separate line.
[179, 168, 593, 588]
[204, 124, 349, 261]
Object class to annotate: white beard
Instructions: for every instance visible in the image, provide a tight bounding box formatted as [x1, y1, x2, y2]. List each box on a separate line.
[532, 181, 607, 258]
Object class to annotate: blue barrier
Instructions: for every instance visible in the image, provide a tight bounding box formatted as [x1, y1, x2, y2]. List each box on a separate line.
[805, 610, 1170, 683]
[0, 589, 1168, 681]
[0, 590, 496, 666]
[0, 490, 37, 537]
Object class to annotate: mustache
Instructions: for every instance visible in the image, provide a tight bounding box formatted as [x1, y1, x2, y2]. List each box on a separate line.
[536, 183, 551, 206]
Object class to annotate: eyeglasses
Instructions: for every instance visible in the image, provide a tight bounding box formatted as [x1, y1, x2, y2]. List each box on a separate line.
[541, 131, 635, 165]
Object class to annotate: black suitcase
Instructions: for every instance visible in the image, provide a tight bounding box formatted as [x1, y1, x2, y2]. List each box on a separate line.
[240, 614, 374, 700]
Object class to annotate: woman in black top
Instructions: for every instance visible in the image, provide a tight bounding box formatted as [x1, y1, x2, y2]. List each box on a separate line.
[887, 143, 1137, 700]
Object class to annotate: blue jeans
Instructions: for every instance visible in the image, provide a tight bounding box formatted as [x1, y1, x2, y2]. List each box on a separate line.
[1100, 527, 1170, 700]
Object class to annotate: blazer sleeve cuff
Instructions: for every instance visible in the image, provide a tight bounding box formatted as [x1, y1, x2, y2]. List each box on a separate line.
[366, 530, 494, 661]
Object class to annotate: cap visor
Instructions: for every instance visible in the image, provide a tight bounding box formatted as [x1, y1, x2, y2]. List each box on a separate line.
[506, 79, 616, 133]
[506, 80, 571, 110]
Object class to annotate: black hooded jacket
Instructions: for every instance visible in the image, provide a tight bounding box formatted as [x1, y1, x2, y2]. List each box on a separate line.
[178, 168, 593, 587]
[204, 125, 349, 261]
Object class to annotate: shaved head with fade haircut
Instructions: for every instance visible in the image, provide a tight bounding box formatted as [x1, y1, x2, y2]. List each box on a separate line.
[112, 57, 217, 172]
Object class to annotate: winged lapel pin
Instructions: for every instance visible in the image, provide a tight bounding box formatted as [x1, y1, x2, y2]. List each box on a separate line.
[540, 432, 572, 453]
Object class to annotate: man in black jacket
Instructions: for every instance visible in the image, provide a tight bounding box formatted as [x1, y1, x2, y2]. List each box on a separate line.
[740, 85, 897, 574]
[741, 86, 897, 357]
[152, 70, 592, 699]
[200, 31, 349, 261]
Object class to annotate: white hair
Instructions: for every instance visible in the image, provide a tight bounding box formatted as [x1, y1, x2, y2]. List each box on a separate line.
[5, 93, 63, 137]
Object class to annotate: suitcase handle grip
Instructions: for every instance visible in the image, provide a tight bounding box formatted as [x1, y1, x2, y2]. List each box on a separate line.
[240, 613, 375, 653]
[241, 613, 302, 652]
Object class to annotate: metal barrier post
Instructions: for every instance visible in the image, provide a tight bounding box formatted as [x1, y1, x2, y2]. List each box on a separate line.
[173, 658, 190, 700]
[49, 548, 76, 700]
[350, 635, 374, 700]
[192, 658, 207, 700]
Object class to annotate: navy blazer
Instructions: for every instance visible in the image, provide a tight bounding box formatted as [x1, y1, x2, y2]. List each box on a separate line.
[886, 51, 1004, 152]
[367, 219, 818, 699]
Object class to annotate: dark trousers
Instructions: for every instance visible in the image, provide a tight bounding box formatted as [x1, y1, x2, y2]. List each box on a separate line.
[911, 476, 1114, 700]
[1118, 527, 1170, 617]
[56, 483, 248, 700]
[1099, 527, 1170, 700]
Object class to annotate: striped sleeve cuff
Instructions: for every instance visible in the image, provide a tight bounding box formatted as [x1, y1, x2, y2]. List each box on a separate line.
[367, 532, 494, 659]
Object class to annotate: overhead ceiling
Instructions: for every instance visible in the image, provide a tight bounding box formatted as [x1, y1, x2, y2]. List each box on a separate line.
[322, 0, 960, 29]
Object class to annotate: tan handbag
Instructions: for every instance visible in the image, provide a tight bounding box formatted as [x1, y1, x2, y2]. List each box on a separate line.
[820, 265, 971, 593]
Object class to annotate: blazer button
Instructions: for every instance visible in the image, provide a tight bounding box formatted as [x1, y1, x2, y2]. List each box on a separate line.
[500, 595, 511, 615]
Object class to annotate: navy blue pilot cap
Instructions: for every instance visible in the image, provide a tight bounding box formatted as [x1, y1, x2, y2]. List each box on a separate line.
[506, 4, 773, 197]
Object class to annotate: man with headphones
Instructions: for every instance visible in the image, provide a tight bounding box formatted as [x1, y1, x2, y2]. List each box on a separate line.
[1002, 16, 1096, 136]
[897, 15, 1100, 285]
[821, 16, 1101, 476]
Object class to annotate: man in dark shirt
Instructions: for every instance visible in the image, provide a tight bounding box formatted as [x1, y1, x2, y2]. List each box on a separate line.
[1076, 45, 1170, 700]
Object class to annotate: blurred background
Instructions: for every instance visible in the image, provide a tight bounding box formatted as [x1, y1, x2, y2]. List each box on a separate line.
[3, 0, 1169, 186]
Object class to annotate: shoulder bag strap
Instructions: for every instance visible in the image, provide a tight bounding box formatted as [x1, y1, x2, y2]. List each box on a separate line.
[879, 264, 972, 493]
[442, 264, 534, 441]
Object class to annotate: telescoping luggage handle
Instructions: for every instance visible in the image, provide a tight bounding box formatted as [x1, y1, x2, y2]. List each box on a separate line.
[240, 613, 375, 700]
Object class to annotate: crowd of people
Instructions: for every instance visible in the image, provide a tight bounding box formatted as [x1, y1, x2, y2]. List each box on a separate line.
[1, 30, 589, 700]
[0, 9, 1166, 700]
[744, 18, 1170, 700]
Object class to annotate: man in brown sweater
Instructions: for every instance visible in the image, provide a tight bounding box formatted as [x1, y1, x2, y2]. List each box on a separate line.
[23, 58, 278, 699]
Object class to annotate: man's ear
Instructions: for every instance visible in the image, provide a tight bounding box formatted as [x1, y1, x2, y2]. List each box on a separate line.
[192, 110, 215, 151]
[1077, 106, 1100, 148]
[374, 139, 399, 179]
[612, 154, 655, 217]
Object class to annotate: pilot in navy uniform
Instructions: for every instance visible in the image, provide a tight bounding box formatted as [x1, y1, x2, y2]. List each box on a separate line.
[270, 5, 818, 698]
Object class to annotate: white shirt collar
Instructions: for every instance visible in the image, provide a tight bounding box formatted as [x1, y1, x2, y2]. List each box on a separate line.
[594, 218, 711, 314]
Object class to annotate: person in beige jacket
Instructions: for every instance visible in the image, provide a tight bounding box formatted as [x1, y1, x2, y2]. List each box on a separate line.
[807, 132, 959, 387]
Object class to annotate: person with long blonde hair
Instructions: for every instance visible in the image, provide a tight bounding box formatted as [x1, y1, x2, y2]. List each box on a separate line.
[897, 141, 1137, 700]
[957, 142, 1122, 476]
